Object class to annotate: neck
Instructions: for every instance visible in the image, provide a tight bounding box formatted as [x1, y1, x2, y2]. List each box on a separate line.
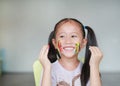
[59, 55, 80, 71]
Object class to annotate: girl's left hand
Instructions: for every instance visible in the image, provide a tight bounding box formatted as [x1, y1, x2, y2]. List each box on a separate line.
[89, 46, 103, 67]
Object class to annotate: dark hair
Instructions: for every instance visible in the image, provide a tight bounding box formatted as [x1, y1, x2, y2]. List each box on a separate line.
[48, 18, 98, 86]
[47, 31, 57, 63]
[81, 26, 98, 86]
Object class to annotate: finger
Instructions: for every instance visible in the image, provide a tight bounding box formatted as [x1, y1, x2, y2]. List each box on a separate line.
[43, 45, 49, 56]
[95, 47, 103, 58]
[92, 47, 103, 56]
[39, 45, 48, 59]
[89, 47, 98, 58]
[89, 46, 103, 58]
[89, 46, 95, 55]
[92, 47, 99, 56]
[89, 46, 99, 55]
[39, 45, 46, 57]
[96, 47, 103, 55]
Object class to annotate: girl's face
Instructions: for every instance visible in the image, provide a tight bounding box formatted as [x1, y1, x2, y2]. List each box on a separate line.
[53, 21, 87, 59]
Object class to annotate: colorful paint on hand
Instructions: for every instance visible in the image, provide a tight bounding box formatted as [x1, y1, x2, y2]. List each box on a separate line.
[75, 43, 80, 53]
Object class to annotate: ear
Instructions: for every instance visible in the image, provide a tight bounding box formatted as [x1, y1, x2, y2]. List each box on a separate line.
[81, 38, 87, 48]
[52, 38, 57, 49]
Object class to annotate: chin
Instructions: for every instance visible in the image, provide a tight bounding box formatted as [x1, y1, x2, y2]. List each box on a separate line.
[61, 53, 77, 59]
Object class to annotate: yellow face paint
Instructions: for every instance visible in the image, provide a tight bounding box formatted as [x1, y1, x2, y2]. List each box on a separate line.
[75, 43, 80, 54]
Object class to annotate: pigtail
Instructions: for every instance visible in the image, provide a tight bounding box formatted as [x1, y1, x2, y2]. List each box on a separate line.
[48, 31, 57, 63]
[81, 26, 98, 86]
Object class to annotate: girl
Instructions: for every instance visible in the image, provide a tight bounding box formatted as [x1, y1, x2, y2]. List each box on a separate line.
[39, 18, 103, 86]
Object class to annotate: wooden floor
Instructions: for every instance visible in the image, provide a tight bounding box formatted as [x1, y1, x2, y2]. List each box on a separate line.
[0, 72, 120, 86]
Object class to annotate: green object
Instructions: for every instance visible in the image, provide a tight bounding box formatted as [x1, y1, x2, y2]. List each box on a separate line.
[33, 60, 43, 86]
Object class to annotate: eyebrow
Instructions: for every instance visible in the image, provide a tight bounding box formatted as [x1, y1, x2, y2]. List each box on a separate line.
[58, 32, 80, 34]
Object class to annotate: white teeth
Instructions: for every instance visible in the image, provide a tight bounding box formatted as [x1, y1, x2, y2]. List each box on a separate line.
[64, 47, 74, 50]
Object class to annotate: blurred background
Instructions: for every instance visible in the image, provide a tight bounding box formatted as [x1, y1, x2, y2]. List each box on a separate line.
[0, 0, 120, 86]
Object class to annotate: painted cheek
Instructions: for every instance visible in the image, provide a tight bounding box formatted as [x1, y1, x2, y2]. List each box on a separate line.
[57, 40, 62, 52]
[75, 43, 80, 53]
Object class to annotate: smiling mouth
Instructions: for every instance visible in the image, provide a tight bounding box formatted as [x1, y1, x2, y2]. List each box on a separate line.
[63, 46, 75, 51]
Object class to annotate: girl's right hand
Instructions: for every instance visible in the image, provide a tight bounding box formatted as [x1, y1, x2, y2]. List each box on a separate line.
[39, 45, 51, 69]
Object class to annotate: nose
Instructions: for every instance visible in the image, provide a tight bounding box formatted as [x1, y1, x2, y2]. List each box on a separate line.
[65, 36, 72, 44]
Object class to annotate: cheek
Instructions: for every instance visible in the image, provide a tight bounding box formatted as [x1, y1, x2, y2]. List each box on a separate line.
[75, 42, 81, 53]
[57, 40, 63, 52]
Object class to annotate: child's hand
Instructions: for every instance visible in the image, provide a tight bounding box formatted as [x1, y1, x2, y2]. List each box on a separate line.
[89, 46, 103, 67]
[39, 45, 51, 69]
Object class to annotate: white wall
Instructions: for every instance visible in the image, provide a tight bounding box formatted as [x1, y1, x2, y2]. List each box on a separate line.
[0, 0, 120, 72]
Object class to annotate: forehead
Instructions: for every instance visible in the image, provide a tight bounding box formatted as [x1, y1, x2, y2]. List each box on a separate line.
[56, 21, 82, 34]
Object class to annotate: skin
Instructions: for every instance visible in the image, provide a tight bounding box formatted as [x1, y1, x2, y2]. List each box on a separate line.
[39, 21, 103, 86]
[57, 40, 80, 58]
[39, 45, 51, 86]
[89, 46, 103, 86]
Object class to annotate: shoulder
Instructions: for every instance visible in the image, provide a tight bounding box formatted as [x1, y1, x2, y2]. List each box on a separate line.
[51, 60, 60, 71]
[52, 60, 59, 67]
